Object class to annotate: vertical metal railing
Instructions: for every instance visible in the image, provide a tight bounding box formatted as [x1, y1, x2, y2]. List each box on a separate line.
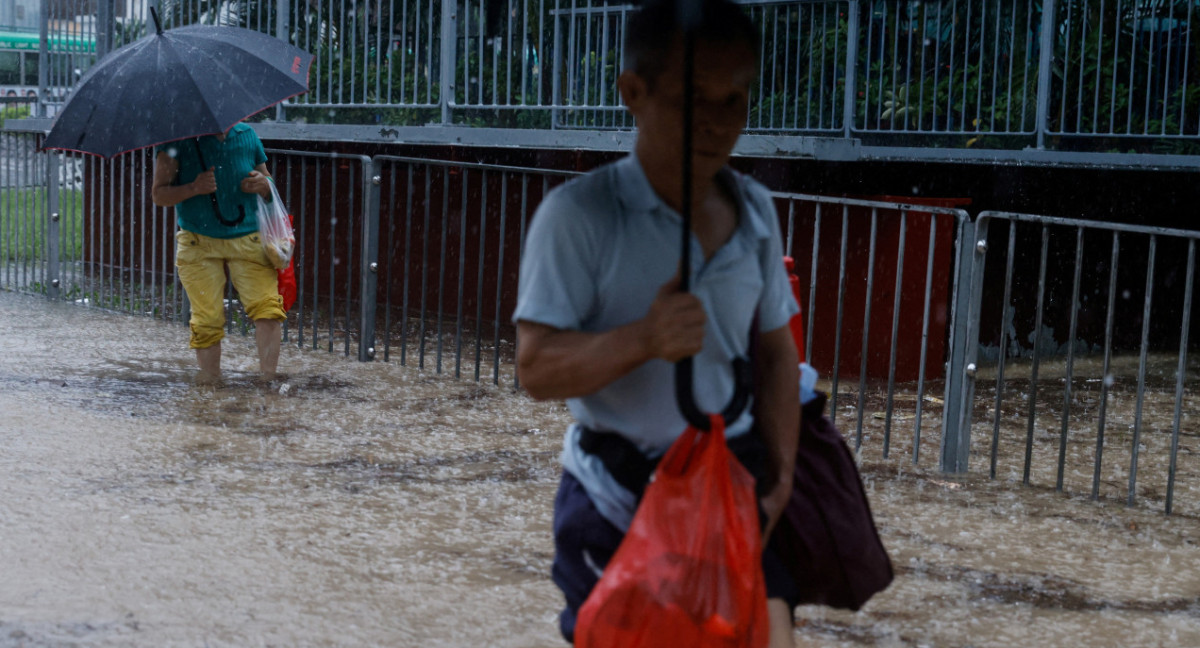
[371, 155, 575, 384]
[83, 147, 184, 320]
[743, 0, 850, 133]
[961, 212, 1199, 515]
[771, 191, 971, 468]
[548, 1, 635, 130]
[855, 0, 1042, 137]
[32, 1, 1200, 153]
[36, 0, 112, 118]
[1, 131, 47, 296]
[265, 149, 377, 359]
[0, 133, 189, 322]
[360, 158, 383, 361]
[1042, 0, 1200, 142]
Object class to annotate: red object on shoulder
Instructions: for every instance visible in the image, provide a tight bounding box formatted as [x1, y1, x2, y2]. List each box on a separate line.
[575, 415, 769, 648]
[783, 256, 805, 363]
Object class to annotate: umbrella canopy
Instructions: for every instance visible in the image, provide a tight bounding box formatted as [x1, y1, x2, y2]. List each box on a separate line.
[43, 14, 312, 158]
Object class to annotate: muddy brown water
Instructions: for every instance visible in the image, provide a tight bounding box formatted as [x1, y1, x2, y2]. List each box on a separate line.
[1, 291, 1197, 647]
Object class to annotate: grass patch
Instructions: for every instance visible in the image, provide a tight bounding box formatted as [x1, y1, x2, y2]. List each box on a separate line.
[0, 189, 84, 261]
[1, 105, 31, 120]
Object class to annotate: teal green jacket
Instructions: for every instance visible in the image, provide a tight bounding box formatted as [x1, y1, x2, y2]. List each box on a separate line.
[155, 123, 268, 239]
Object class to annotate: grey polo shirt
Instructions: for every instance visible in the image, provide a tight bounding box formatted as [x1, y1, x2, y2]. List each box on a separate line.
[513, 154, 797, 529]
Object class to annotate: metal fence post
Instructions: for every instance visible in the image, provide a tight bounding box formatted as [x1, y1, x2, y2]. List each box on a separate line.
[940, 216, 981, 473]
[358, 157, 382, 362]
[440, 0, 459, 125]
[1034, 0, 1056, 150]
[275, 0, 291, 122]
[551, 2, 563, 129]
[842, 0, 861, 138]
[46, 153, 61, 300]
[37, 1, 50, 118]
[96, 1, 114, 59]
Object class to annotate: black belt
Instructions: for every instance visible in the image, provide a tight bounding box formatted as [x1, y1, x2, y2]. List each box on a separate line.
[578, 425, 769, 501]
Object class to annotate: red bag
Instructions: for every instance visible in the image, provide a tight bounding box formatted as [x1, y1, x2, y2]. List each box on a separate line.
[277, 262, 297, 312]
[277, 213, 297, 311]
[575, 415, 769, 648]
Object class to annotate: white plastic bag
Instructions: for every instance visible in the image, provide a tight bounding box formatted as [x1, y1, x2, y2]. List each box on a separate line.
[255, 181, 294, 270]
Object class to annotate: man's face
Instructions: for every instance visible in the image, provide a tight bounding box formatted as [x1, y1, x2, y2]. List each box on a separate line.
[620, 36, 756, 184]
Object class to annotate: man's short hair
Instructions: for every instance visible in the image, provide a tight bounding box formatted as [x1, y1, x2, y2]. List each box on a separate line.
[622, 0, 759, 90]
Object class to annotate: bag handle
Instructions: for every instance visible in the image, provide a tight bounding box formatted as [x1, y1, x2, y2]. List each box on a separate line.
[659, 413, 726, 477]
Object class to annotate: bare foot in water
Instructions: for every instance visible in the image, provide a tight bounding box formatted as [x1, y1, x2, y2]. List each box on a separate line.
[194, 370, 223, 387]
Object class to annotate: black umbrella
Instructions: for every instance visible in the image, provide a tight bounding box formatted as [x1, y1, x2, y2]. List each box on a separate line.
[42, 8, 312, 159]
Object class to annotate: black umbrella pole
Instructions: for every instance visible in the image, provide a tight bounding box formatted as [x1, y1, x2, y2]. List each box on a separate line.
[675, 30, 712, 432]
[192, 138, 224, 222]
[672, 22, 751, 432]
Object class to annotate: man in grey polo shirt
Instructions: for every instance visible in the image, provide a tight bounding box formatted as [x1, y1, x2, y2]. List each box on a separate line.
[514, 1, 801, 645]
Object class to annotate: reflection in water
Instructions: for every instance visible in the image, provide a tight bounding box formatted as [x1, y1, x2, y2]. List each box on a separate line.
[0, 291, 1197, 648]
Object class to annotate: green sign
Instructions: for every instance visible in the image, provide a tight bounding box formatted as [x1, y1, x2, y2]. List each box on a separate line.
[0, 31, 96, 53]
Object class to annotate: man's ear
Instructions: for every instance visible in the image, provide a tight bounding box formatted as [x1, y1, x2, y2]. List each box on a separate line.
[617, 70, 647, 117]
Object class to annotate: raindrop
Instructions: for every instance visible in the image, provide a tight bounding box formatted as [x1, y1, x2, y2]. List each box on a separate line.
[331, 217, 338, 225]
[911, 186, 919, 195]
[333, 257, 341, 266]
[1122, 289, 1131, 299]
[1104, 374, 1115, 387]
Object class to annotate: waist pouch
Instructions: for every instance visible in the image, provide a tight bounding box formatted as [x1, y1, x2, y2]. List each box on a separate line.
[579, 426, 770, 501]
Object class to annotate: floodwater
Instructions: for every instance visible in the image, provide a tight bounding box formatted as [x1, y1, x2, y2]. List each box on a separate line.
[1, 290, 1197, 647]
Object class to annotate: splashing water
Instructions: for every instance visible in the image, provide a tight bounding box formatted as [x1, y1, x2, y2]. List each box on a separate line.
[0, 291, 1196, 647]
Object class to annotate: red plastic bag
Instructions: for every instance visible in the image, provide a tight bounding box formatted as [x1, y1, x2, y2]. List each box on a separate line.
[277, 262, 296, 312]
[276, 214, 297, 311]
[575, 415, 769, 648]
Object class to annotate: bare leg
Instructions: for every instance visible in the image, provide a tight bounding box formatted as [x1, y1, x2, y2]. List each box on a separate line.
[255, 319, 282, 379]
[767, 598, 796, 648]
[196, 343, 222, 383]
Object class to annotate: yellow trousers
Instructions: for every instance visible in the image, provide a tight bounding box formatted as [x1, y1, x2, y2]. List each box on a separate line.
[176, 230, 286, 349]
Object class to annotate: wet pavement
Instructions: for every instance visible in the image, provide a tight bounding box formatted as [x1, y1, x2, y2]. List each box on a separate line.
[1, 290, 1197, 647]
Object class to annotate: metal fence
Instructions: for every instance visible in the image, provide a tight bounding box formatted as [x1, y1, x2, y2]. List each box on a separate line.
[265, 149, 380, 359]
[2, 130, 1196, 515]
[0, 136, 383, 355]
[0, 131, 986, 478]
[371, 155, 576, 382]
[774, 192, 971, 470]
[0, 131, 183, 318]
[27, 1, 1200, 156]
[959, 212, 1200, 514]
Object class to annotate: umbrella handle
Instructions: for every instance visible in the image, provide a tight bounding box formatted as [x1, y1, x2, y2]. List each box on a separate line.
[192, 138, 242, 227]
[674, 19, 751, 432]
[676, 357, 752, 431]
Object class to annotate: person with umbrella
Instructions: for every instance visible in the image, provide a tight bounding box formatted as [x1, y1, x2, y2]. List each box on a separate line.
[514, 0, 801, 645]
[150, 125, 284, 383]
[42, 10, 313, 384]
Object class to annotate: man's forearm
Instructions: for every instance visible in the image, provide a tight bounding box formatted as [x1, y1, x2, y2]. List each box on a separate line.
[753, 326, 800, 538]
[517, 321, 654, 400]
[758, 351, 800, 490]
